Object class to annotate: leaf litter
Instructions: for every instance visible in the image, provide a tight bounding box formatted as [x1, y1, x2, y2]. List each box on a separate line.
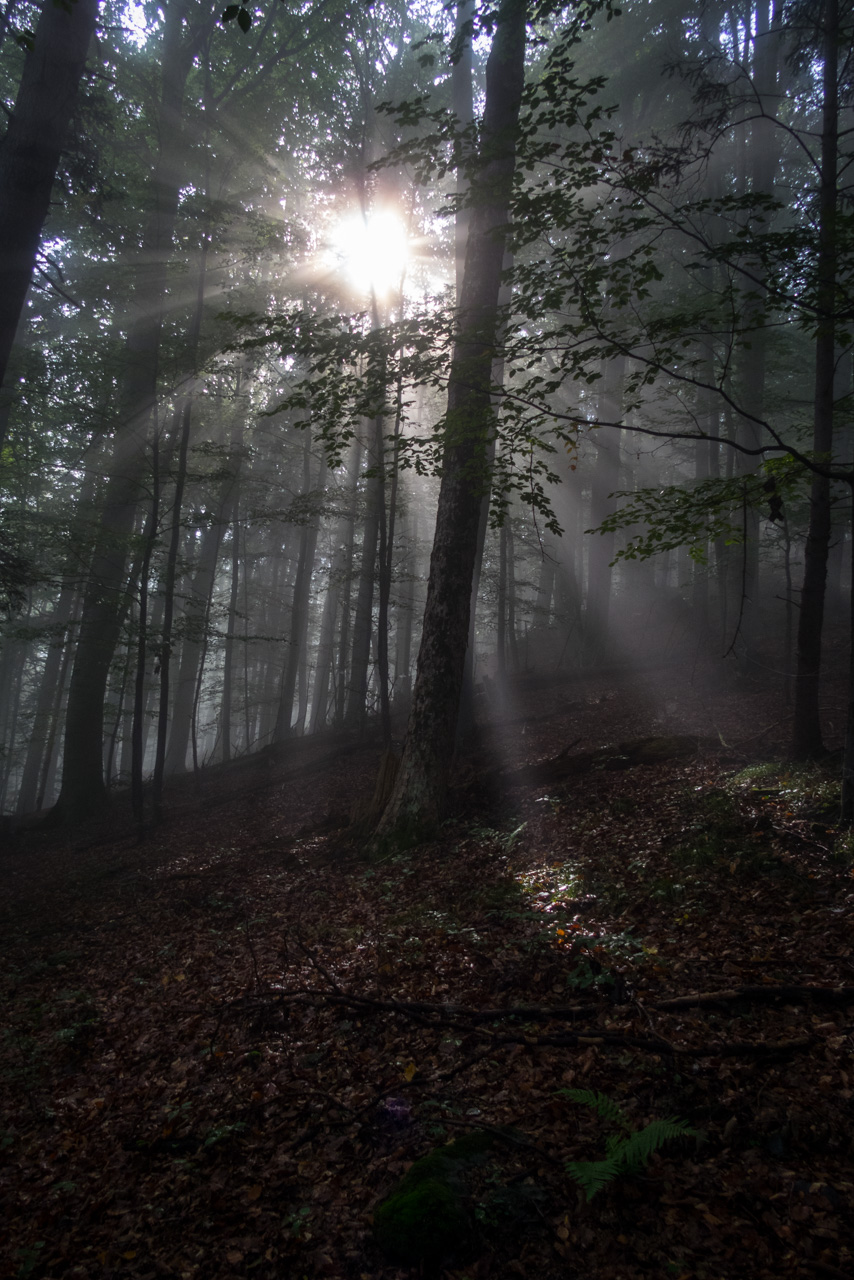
[1, 658, 852, 1279]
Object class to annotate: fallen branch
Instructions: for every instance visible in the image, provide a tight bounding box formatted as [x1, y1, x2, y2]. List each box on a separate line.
[649, 985, 854, 1011]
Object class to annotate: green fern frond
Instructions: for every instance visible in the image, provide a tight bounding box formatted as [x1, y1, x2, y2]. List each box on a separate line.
[565, 1157, 621, 1202]
[562, 1091, 700, 1201]
[560, 1088, 630, 1130]
[617, 1117, 697, 1174]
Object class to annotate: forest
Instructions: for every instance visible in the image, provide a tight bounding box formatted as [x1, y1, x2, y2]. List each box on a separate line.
[1, 0, 854, 1276]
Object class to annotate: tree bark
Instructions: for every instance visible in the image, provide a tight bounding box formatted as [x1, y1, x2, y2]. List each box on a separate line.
[0, 0, 99, 424]
[377, 0, 527, 838]
[54, 0, 193, 822]
[793, 0, 838, 758]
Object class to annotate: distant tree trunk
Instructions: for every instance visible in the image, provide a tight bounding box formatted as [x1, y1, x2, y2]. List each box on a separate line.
[585, 356, 624, 654]
[497, 521, 507, 678]
[310, 441, 360, 734]
[0, 0, 99, 424]
[0, 629, 27, 809]
[274, 434, 324, 741]
[221, 478, 241, 763]
[345, 425, 382, 731]
[793, 0, 838, 758]
[393, 510, 416, 714]
[506, 518, 520, 673]
[333, 441, 361, 727]
[131, 431, 160, 827]
[378, 0, 527, 837]
[152, 221, 211, 812]
[163, 480, 236, 773]
[16, 583, 77, 814]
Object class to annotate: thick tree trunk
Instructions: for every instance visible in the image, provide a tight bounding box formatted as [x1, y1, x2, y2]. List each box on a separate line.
[377, 0, 527, 838]
[793, 0, 838, 758]
[54, 0, 192, 822]
[0, 0, 98, 422]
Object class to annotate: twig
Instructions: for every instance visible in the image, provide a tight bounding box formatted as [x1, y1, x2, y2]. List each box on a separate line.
[295, 935, 344, 995]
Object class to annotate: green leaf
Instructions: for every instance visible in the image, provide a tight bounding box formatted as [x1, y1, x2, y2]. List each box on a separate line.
[236, 6, 252, 30]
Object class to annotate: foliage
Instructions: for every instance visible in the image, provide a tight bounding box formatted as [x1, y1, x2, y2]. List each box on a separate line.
[589, 467, 806, 565]
[561, 1089, 699, 1201]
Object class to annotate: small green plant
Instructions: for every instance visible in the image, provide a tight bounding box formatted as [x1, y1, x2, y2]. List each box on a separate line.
[202, 1120, 246, 1148]
[561, 1089, 699, 1201]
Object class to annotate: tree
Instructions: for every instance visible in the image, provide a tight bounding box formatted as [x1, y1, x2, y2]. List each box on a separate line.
[0, 0, 99, 429]
[377, 0, 528, 838]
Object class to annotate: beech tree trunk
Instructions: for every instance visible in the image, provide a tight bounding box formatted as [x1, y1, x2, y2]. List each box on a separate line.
[54, 0, 193, 822]
[793, 0, 838, 758]
[377, 0, 527, 837]
[0, 0, 99, 423]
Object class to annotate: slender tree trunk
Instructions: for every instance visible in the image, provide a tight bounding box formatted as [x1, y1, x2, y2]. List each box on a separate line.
[586, 357, 624, 654]
[16, 584, 77, 813]
[345, 426, 382, 730]
[221, 477, 241, 763]
[132, 432, 161, 827]
[378, 0, 527, 837]
[506, 518, 520, 673]
[497, 521, 507, 678]
[393, 510, 416, 714]
[274, 435, 325, 741]
[309, 441, 360, 734]
[0, 0, 99, 422]
[163, 451, 241, 772]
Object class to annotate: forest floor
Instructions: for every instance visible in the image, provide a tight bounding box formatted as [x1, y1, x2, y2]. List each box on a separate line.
[1, 656, 854, 1280]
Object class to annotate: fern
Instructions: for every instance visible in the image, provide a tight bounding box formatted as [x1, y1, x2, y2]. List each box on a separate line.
[563, 1092, 699, 1201]
[559, 1088, 631, 1131]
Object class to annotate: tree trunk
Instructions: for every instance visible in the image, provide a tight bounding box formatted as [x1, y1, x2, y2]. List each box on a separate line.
[131, 432, 160, 828]
[221, 477, 241, 763]
[585, 356, 624, 655]
[377, 0, 527, 837]
[345, 425, 382, 731]
[273, 434, 325, 741]
[0, 0, 99, 422]
[793, 0, 838, 758]
[163, 473, 238, 773]
[54, 0, 193, 822]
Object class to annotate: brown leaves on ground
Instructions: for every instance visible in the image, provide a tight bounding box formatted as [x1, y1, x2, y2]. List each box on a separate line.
[1, 660, 853, 1280]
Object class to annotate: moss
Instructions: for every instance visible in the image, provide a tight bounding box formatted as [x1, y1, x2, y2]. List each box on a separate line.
[374, 1132, 496, 1265]
[374, 1177, 471, 1266]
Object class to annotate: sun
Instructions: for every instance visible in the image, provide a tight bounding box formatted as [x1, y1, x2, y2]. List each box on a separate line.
[328, 209, 410, 300]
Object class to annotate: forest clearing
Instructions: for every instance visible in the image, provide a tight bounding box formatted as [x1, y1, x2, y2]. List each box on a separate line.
[2, 656, 853, 1279]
